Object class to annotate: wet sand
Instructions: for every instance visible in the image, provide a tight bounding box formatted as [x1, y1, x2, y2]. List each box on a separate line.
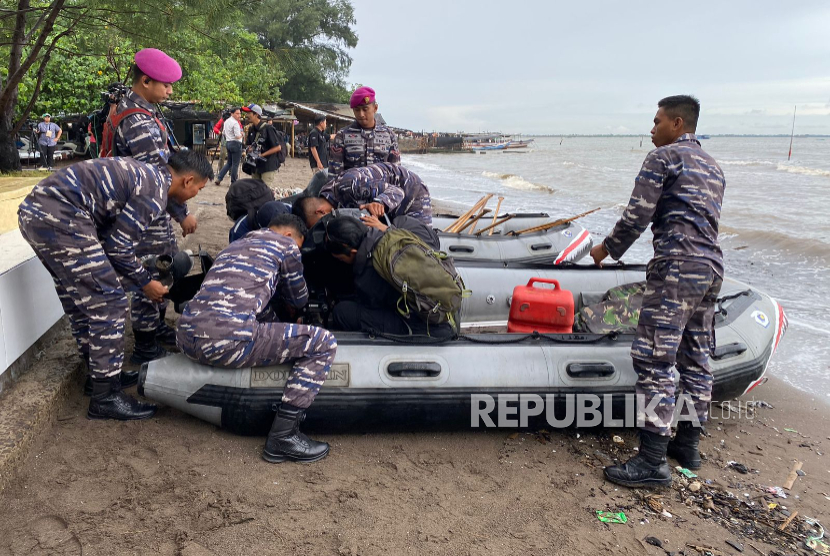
[0, 157, 828, 555]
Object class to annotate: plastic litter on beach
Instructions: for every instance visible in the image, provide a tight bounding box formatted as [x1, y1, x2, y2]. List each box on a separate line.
[595, 510, 627, 524]
[612, 435, 624, 444]
[675, 466, 698, 478]
[764, 486, 788, 498]
[728, 461, 750, 474]
[784, 428, 799, 433]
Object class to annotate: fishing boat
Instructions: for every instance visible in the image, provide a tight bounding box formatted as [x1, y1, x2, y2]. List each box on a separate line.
[471, 143, 507, 152]
[505, 139, 535, 149]
[142, 261, 787, 434]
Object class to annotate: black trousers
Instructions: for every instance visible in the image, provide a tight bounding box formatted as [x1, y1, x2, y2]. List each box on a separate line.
[39, 144, 56, 168]
[331, 300, 453, 337]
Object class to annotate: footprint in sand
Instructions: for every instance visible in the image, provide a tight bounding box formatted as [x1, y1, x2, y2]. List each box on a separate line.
[3, 515, 82, 556]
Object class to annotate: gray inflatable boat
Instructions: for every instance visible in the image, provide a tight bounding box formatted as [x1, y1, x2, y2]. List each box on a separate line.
[140, 262, 787, 433]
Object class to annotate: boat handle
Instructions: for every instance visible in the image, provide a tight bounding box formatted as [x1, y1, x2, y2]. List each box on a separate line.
[387, 362, 442, 378]
[566, 362, 615, 378]
[448, 245, 474, 253]
[530, 243, 553, 251]
[711, 342, 747, 361]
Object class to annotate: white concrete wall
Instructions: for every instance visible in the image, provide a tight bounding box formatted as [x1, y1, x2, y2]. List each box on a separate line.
[0, 230, 63, 378]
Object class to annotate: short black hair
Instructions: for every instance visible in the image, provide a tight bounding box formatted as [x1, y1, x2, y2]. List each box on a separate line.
[268, 213, 308, 237]
[313, 114, 327, 125]
[324, 216, 367, 256]
[292, 195, 320, 224]
[658, 95, 700, 132]
[131, 64, 147, 84]
[168, 150, 214, 180]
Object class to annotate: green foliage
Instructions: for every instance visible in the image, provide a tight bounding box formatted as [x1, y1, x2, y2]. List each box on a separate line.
[245, 0, 357, 102]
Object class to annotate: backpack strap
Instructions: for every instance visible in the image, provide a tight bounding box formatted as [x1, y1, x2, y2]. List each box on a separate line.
[110, 107, 165, 132]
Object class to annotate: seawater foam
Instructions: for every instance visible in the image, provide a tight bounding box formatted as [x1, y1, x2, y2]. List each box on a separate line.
[720, 160, 776, 167]
[481, 171, 555, 193]
[776, 164, 830, 178]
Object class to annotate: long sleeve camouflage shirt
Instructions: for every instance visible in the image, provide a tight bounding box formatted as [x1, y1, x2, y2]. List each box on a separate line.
[18, 158, 171, 290]
[113, 89, 189, 222]
[328, 121, 400, 179]
[319, 162, 432, 224]
[177, 229, 309, 341]
[603, 133, 725, 277]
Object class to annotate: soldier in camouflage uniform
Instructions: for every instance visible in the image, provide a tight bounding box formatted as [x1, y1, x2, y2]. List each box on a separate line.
[328, 86, 400, 179]
[293, 162, 432, 228]
[17, 152, 212, 420]
[110, 48, 197, 363]
[177, 214, 337, 463]
[590, 95, 725, 487]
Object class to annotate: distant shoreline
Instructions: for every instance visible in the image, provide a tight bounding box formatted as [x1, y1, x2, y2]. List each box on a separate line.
[522, 134, 830, 138]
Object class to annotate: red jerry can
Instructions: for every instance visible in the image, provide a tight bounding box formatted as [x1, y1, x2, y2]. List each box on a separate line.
[507, 278, 574, 333]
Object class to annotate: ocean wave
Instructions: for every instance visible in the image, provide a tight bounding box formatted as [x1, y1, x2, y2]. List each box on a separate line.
[776, 164, 830, 178]
[720, 160, 776, 167]
[720, 225, 830, 260]
[481, 171, 555, 193]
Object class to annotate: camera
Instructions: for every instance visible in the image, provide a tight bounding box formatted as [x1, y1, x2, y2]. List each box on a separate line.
[100, 82, 129, 105]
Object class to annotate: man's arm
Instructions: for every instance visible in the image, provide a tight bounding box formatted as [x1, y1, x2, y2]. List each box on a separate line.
[391, 215, 440, 249]
[102, 193, 163, 291]
[340, 173, 403, 213]
[277, 244, 310, 308]
[328, 130, 345, 178]
[55, 124, 62, 142]
[117, 113, 168, 166]
[602, 150, 668, 260]
[309, 133, 324, 169]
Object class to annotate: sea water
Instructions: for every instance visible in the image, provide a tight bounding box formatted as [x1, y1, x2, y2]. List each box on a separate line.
[403, 137, 830, 400]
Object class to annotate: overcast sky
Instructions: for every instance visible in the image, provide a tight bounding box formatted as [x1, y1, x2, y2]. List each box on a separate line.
[346, 0, 830, 135]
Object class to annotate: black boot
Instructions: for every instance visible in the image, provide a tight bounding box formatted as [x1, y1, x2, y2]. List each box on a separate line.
[129, 329, 168, 365]
[83, 370, 140, 396]
[667, 421, 702, 470]
[155, 307, 178, 348]
[262, 403, 329, 463]
[87, 376, 157, 421]
[604, 430, 672, 488]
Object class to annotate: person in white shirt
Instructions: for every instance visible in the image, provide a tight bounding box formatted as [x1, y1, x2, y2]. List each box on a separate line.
[215, 107, 244, 185]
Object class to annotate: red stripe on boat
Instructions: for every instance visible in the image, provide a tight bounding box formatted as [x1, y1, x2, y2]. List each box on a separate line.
[555, 230, 591, 265]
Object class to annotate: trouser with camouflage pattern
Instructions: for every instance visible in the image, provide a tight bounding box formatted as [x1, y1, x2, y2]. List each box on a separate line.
[632, 259, 723, 436]
[178, 322, 337, 408]
[131, 212, 177, 333]
[19, 216, 128, 379]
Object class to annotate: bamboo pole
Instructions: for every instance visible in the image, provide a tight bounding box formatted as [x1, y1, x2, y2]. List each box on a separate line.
[464, 209, 492, 234]
[488, 196, 504, 236]
[509, 207, 600, 236]
[474, 214, 514, 236]
[443, 194, 493, 233]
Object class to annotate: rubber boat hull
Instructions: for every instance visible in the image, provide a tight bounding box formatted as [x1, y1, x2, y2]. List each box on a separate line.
[141, 263, 787, 434]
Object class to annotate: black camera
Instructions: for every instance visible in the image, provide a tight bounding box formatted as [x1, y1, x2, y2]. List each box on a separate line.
[100, 82, 129, 105]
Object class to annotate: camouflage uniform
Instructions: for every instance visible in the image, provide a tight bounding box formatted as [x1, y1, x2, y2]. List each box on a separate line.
[320, 162, 432, 225]
[603, 133, 725, 436]
[113, 89, 189, 332]
[575, 281, 645, 334]
[17, 158, 171, 379]
[328, 121, 400, 179]
[176, 229, 337, 409]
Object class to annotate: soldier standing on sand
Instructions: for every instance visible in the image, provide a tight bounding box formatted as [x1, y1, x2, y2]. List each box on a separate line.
[176, 214, 337, 463]
[17, 152, 213, 420]
[328, 86, 400, 179]
[590, 95, 726, 487]
[109, 48, 198, 366]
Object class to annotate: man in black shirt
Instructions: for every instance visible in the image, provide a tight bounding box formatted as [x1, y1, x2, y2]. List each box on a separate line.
[245, 104, 282, 192]
[307, 115, 331, 174]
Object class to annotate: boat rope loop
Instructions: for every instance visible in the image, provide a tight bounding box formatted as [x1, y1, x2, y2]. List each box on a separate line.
[366, 330, 619, 346]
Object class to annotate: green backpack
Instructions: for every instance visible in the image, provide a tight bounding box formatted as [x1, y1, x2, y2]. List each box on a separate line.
[371, 228, 470, 331]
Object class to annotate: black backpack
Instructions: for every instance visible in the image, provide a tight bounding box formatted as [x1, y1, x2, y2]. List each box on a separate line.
[225, 178, 275, 221]
[274, 128, 288, 168]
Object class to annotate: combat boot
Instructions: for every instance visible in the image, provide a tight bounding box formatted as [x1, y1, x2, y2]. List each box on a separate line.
[83, 370, 139, 396]
[262, 403, 329, 463]
[129, 329, 168, 365]
[667, 421, 702, 470]
[604, 429, 672, 488]
[87, 376, 157, 421]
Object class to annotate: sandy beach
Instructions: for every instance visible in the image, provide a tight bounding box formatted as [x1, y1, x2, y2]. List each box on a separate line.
[0, 156, 828, 555]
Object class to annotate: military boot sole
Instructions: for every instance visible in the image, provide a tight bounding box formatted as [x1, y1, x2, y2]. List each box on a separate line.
[262, 445, 330, 464]
[603, 467, 672, 488]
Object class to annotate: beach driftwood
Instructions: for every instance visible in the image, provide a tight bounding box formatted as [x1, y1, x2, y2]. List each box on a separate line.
[509, 207, 600, 236]
[783, 461, 803, 490]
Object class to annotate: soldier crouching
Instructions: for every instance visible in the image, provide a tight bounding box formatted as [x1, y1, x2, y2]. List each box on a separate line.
[176, 214, 337, 463]
[17, 151, 212, 420]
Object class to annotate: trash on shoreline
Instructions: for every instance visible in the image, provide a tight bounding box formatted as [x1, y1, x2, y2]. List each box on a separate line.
[784, 428, 798, 433]
[783, 461, 804, 490]
[764, 486, 788, 498]
[728, 461, 750, 474]
[725, 539, 744, 552]
[595, 510, 627, 524]
[612, 435, 624, 444]
[676, 466, 698, 478]
[644, 536, 663, 548]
